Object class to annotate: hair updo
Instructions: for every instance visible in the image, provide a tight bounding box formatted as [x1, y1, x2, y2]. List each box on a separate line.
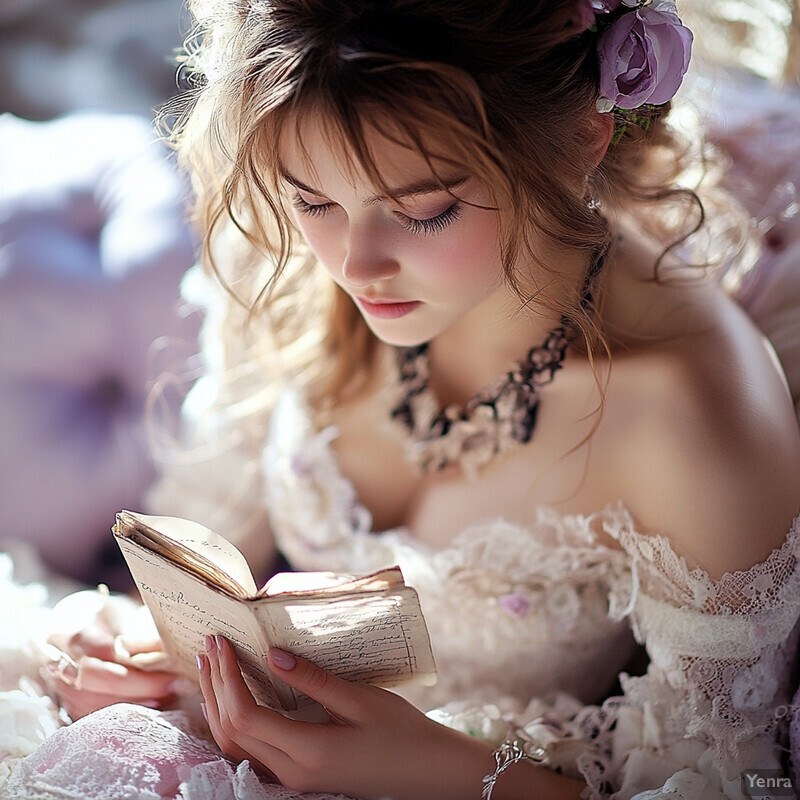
[168, 0, 695, 400]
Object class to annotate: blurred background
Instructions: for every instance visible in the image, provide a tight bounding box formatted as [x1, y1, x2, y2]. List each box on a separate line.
[0, 0, 199, 589]
[0, 0, 188, 119]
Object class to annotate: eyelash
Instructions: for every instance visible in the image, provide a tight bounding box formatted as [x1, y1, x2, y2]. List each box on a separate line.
[291, 194, 463, 236]
[292, 195, 332, 218]
[402, 203, 462, 236]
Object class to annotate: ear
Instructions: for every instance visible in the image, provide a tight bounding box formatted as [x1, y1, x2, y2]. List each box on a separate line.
[587, 109, 615, 169]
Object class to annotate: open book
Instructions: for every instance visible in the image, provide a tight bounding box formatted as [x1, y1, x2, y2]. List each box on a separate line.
[113, 511, 436, 711]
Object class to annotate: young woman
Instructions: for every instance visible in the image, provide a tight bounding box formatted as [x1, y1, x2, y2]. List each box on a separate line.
[34, 1, 800, 798]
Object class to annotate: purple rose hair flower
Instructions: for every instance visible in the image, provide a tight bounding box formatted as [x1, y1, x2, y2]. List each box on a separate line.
[597, 0, 693, 110]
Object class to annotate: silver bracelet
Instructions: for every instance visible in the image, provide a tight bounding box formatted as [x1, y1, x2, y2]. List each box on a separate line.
[481, 735, 548, 800]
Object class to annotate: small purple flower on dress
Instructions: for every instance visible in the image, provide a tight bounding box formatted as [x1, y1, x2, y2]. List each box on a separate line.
[597, 1, 693, 109]
[499, 593, 531, 617]
[290, 452, 311, 477]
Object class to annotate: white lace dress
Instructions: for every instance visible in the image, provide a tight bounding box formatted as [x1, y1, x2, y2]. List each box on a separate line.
[4, 384, 800, 800]
[261, 394, 800, 800]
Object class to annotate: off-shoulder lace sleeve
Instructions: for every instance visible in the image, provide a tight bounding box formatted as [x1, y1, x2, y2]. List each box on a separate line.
[431, 509, 800, 800]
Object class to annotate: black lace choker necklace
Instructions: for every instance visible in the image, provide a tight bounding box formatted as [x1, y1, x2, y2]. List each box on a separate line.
[390, 245, 607, 474]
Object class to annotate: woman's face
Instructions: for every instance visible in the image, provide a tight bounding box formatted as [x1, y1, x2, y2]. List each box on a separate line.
[279, 115, 524, 348]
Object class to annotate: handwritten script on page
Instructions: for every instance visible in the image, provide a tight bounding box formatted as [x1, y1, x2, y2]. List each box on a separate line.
[114, 511, 436, 711]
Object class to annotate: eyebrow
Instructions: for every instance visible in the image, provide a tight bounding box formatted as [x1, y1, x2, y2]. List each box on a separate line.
[280, 169, 469, 205]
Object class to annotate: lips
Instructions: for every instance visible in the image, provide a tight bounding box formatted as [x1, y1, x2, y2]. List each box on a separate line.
[356, 296, 422, 319]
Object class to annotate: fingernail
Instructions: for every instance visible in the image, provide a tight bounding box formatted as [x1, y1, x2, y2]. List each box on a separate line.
[128, 651, 170, 669]
[269, 649, 296, 670]
[196, 653, 205, 671]
[46, 658, 79, 686]
[115, 634, 138, 652]
[214, 634, 225, 651]
[204, 635, 214, 653]
[200, 702, 208, 723]
[113, 635, 132, 660]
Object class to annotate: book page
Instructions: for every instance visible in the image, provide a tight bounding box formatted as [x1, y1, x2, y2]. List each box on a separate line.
[115, 534, 281, 709]
[261, 566, 405, 597]
[115, 511, 257, 597]
[114, 516, 436, 712]
[251, 584, 437, 709]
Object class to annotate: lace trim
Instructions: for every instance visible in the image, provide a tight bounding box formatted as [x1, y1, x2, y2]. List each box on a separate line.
[633, 592, 800, 658]
[602, 508, 800, 614]
[266, 393, 800, 621]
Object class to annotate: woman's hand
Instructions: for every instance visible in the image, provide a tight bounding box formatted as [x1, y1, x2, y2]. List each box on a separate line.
[197, 636, 495, 800]
[45, 589, 184, 720]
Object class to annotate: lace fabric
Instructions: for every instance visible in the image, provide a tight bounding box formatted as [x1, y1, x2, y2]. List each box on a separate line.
[3, 703, 354, 800]
[2, 373, 798, 800]
[2, 386, 799, 800]
[7, 254, 800, 798]
[263, 391, 800, 799]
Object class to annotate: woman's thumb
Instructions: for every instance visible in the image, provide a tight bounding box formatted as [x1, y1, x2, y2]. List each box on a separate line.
[267, 649, 355, 709]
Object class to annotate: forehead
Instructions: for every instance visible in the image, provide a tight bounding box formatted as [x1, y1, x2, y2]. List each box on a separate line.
[276, 108, 466, 193]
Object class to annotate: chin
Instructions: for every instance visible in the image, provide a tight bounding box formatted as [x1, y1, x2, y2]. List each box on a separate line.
[369, 329, 430, 348]
[363, 319, 434, 349]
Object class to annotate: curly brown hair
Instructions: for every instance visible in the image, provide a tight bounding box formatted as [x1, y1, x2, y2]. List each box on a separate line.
[166, 0, 700, 403]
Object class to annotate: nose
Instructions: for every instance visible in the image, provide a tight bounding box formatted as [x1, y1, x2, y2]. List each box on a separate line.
[341, 221, 400, 288]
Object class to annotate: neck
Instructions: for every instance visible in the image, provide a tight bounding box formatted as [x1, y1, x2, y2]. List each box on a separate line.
[427, 252, 591, 407]
[426, 292, 561, 408]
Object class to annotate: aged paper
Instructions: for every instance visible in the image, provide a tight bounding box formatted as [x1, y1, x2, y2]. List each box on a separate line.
[113, 511, 437, 711]
[115, 534, 281, 708]
[115, 510, 257, 596]
[254, 590, 437, 708]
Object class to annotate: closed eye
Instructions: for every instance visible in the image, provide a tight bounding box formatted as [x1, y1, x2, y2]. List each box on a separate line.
[292, 192, 462, 236]
[396, 202, 462, 236]
[292, 194, 335, 217]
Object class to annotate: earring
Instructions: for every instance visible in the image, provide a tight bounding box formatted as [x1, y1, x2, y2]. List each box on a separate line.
[583, 174, 601, 211]
[587, 196, 602, 211]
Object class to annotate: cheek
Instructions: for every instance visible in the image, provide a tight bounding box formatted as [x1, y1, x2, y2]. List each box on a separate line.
[292, 213, 344, 273]
[418, 211, 503, 289]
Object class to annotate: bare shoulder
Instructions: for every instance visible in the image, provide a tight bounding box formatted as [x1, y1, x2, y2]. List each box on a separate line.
[602, 282, 800, 580]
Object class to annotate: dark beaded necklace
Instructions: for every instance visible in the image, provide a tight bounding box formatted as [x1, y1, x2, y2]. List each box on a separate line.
[390, 245, 607, 473]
